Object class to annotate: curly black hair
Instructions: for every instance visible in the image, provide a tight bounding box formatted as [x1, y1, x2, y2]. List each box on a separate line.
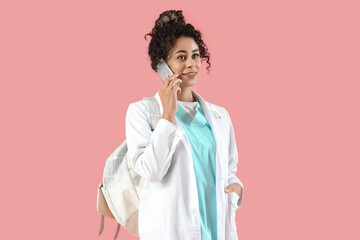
[144, 10, 211, 73]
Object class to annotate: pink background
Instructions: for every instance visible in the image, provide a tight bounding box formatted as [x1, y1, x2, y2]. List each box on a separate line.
[1, 0, 359, 239]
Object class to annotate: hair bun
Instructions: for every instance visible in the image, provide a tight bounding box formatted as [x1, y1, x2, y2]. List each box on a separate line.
[152, 10, 186, 35]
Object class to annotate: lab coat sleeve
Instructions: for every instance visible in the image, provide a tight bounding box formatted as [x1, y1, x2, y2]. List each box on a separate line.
[226, 110, 244, 210]
[125, 102, 184, 183]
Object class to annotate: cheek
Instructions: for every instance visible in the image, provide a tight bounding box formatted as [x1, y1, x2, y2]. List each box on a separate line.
[173, 64, 183, 72]
[169, 61, 182, 71]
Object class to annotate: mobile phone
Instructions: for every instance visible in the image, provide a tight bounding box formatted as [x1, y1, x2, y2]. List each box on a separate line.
[156, 58, 174, 82]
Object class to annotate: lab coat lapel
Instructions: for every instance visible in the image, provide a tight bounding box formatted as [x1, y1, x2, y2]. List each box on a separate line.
[153, 90, 227, 239]
[153, 90, 225, 175]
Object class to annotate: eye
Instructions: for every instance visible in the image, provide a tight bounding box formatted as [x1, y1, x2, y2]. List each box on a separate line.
[177, 54, 199, 60]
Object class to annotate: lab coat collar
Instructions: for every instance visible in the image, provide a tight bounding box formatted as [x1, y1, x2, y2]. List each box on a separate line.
[153, 89, 223, 120]
[175, 98, 208, 127]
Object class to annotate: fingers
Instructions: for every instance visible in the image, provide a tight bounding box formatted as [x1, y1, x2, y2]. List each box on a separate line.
[224, 183, 237, 193]
[165, 74, 182, 92]
[224, 185, 234, 193]
[224, 183, 242, 197]
[165, 73, 179, 85]
[169, 79, 182, 91]
[164, 73, 178, 86]
[174, 85, 182, 94]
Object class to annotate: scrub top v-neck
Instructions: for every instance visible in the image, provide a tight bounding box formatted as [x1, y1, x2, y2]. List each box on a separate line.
[176, 98, 218, 240]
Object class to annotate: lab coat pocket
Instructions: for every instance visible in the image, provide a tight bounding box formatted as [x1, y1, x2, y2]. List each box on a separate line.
[139, 188, 166, 234]
[228, 191, 239, 232]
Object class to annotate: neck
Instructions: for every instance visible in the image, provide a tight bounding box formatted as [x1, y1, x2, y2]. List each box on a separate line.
[177, 87, 195, 102]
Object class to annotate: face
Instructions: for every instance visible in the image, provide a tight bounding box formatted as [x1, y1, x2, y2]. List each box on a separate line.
[166, 36, 202, 87]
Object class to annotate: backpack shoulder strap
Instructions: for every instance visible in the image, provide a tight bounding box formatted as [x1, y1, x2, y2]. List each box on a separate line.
[143, 97, 161, 131]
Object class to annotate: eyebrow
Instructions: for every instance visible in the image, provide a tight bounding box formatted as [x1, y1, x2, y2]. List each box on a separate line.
[175, 49, 199, 54]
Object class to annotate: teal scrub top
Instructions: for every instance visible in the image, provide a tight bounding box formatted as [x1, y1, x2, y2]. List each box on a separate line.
[176, 99, 217, 240]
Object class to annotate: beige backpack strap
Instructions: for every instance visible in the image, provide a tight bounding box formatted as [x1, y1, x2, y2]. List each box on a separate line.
[98, 215, 121, 239]
[98, 215, 105, 235]
[113, 223, 121, 239]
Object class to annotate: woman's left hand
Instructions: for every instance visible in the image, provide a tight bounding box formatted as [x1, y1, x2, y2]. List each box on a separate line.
[224, 183, 242, 197]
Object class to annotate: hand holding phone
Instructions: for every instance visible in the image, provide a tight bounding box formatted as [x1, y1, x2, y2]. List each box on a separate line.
[156, 59, 182, 124]
[156, 59, 181, 86]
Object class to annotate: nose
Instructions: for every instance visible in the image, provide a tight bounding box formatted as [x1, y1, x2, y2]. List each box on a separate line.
[186, 57, 196, 68]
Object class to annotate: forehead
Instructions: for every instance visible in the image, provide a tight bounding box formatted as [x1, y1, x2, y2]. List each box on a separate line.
[171, 36, 199, 53]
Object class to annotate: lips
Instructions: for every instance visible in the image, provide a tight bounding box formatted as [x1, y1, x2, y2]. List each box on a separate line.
[183, 72, 196, 75]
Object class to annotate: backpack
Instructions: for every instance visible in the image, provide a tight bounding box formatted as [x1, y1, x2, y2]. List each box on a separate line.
[97, 97, 161, 239]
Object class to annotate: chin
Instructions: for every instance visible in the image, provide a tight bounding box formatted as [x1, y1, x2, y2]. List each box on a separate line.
[181, 80, 197, 87]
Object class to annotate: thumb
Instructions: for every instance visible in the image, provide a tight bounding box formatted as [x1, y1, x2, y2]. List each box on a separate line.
[224, 186, 233, 193]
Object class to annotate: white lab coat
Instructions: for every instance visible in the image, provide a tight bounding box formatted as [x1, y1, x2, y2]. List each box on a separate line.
[125, 89, 244, 240]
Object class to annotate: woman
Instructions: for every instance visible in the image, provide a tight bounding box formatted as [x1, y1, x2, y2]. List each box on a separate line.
[125, 10, 244, 240]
